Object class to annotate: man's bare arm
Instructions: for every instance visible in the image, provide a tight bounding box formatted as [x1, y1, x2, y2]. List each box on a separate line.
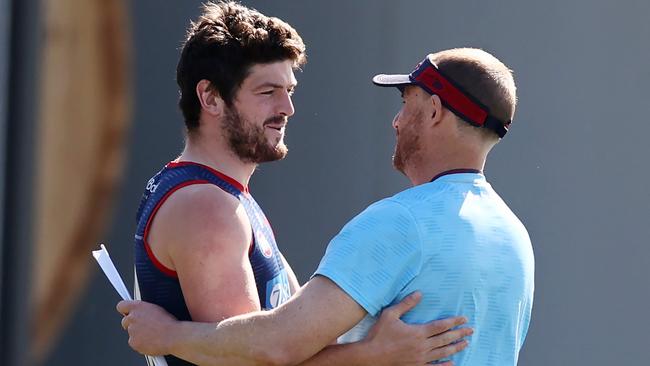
[149, 185, 261, 321]
[119, 276, 472, 366]
[168, 276, 366, 365]
[295, 293, 471, 366]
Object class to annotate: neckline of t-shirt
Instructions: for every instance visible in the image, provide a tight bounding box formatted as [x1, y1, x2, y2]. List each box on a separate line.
[429, 169, 483, 183]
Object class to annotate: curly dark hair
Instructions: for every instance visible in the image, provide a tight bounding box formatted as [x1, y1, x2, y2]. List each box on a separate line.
[176, 1, 307, 132]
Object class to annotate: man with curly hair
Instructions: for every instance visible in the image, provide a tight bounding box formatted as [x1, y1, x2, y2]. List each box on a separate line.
[128, 2, 470, 366]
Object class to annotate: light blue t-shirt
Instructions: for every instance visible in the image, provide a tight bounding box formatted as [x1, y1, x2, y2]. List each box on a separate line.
[314, 172, 534, 365]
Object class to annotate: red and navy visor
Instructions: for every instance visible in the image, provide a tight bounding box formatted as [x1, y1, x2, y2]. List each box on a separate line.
[372, 56, 510, 138]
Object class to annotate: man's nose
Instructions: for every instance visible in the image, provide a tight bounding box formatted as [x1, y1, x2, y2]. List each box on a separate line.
[392, 111, 401, 129]
[278, 90, 295, 117]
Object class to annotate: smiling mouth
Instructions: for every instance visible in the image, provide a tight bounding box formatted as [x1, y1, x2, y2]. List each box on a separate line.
[266, 125, 285, 131]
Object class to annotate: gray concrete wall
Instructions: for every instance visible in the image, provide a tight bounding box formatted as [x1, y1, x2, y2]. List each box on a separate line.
[46, 1, 650, 365]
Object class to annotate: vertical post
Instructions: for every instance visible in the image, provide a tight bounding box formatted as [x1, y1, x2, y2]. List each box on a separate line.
[0, 0, 10, 338]
[0, 0, 42, 364]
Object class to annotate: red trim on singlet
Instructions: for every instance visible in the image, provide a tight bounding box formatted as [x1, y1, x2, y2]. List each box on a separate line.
[142, 179, 211, 278]
[167, 161, 248, 193]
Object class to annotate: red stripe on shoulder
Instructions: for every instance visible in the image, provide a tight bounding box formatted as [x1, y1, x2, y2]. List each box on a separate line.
[142, 179, 211, 278]
[144, 238, 178, 278]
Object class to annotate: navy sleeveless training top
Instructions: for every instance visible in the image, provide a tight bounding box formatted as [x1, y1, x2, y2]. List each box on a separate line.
[134, 161, 291, 366]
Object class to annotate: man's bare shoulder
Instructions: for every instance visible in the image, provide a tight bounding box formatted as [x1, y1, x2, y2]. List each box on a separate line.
[164, 183, 241, 218]
[147, 184, 261, 321]
[149, 183, 252, 260]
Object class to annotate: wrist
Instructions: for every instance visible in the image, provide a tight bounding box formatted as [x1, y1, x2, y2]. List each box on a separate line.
[164, 319, 185, 356]
[357, 337, 384, 366]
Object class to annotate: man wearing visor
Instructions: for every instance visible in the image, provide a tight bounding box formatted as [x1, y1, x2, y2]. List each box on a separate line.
[117, 47, 534, 366]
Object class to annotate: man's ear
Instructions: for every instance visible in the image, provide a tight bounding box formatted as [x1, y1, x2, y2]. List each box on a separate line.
[196, 79, 224, 117]
[429, 94, 444, 126]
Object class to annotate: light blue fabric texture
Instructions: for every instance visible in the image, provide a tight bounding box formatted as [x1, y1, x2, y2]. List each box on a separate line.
[314, 173, 534, 365]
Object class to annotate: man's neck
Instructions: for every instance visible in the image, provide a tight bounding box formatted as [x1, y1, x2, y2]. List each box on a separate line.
[406, 150, 486, 186]
[178, 133, 256, 188]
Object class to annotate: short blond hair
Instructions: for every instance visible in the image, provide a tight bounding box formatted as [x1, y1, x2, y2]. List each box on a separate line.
[430, 48, 517, 136]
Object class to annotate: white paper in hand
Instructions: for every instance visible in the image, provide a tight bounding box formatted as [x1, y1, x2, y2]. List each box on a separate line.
[92, 244, 132, 300]
[92, 244, 169, 366]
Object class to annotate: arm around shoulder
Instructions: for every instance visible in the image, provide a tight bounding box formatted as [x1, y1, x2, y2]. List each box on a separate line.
[165, 275, 368, 366]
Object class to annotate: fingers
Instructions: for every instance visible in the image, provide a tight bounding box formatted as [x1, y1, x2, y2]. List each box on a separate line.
[118, 301, 142, 331]
[423, 316, 468, 336]
[121, 314, 130, 330]
[383, 292, 422, 318]
[116, 300, 138, 315]
[428, 339, 468, 362]
[422, 320, 472, 364]
[427, 327, 473, 349]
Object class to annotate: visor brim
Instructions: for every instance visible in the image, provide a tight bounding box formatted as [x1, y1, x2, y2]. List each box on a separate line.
[372, 74, 413, 87]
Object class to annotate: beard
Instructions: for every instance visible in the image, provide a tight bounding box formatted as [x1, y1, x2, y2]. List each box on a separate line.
[222, 106, 288, 164]
[392, 110, 423, 174]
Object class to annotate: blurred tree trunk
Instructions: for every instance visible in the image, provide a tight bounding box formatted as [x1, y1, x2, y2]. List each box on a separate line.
[30, 0, 132, 363]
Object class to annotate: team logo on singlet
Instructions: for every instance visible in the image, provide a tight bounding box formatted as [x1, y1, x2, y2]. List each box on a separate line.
[255, 229, 274, 258]
[266, 271, 291, 309]
[145, 177, 159, 193]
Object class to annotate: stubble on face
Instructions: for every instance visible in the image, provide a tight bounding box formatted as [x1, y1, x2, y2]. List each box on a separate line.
[222, 106, 288, 164]
[393, 109, 424, 174]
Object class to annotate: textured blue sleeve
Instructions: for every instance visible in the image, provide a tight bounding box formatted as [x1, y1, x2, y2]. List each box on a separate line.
[313, 199, 423, 316]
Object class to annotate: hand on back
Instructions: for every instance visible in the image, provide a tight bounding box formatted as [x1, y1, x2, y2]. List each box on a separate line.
[363, 292, 472, 366]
